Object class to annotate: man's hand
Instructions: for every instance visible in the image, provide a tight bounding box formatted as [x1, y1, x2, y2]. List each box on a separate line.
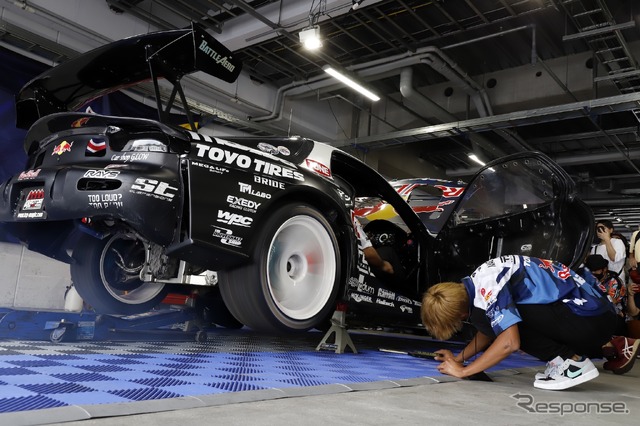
[381, 260, 394, 274]
[434, 349, 455, 361]
[436, 357, 466, 378]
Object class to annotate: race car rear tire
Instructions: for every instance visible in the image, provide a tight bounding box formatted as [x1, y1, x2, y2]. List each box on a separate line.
[71, 233, 169, 315]
[218, 203, 340, 333]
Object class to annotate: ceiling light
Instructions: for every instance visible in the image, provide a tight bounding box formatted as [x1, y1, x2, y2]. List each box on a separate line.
[468, 154, 486, 166]
[299, 26, 322, 50]
[351, 0, 365, 10]
[323, 66, 380, 101]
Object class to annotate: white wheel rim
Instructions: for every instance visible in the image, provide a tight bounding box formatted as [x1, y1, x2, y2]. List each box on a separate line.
[100, 235, 165, 305]
[267, 215, 337, 320]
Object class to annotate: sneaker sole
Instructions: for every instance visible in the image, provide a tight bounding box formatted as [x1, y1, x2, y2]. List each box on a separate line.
[613, 340, 640, 375]
[533, 368, 599, 391]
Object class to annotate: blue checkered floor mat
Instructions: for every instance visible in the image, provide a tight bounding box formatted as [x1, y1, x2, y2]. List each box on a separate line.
[0, 329, 544, 414]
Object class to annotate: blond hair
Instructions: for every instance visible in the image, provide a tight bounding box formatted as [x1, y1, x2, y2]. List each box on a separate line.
[421, 282, 469, 340]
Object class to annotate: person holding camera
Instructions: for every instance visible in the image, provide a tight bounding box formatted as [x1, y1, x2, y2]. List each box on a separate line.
[592, 220, 627, 284]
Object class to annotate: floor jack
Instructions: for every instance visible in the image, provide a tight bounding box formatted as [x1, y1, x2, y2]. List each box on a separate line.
[316, 302, 357, 354]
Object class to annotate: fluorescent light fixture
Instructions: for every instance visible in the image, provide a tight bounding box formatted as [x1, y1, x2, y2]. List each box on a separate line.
[469, 153, 495, 172]
[323, 66, 380, 101]
[299, 26, 322, 50]
[468, 154, 486, 166]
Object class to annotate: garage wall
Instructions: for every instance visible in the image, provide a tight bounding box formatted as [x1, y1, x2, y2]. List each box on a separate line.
[0, 242, 70, 310]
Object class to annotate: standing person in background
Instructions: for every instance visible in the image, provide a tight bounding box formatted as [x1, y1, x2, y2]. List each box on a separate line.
[592, 220, 627, 284]
[628, 226, 640, 271]
[584, 254, 640, 375]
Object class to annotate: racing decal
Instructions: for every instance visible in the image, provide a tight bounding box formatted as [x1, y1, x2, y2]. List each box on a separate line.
[434, 185, 465, 198]
[413, 300, 422, 307]
[376, 298, 395, 308]
[357, 282, 375, 295]
[400, 305, 413, 313]
[257, 142, 278, 155]
[216, 138, 297, 167]
[130, 178, 178, 201]
[377, 288, 396, 300]
[85, 138, 107, 156]
[195, 144, 304, 181]
[350, 293, 374, 304]
[412, 199, 456, 214]
[226, 195, 261, 213]
[348, 277, 360, 289]
[396, 295, 412, 304]
[21, 189, 44, 210]
[212, 225, 243, 247]
[217, 210, 253, 227]
[257, 143, 291, 157]
[254, 175, 285, 189]
[83, 169, 120, 179]
[52, 141, 73, 156]
[197, 39, 236, 73]
[238, 182, 271, 199]
[17, 211, 45, 219]
[191, 160, 229, 175]
[87, 193, 123, 209]
[18, 169, 41, 180]
[278, 146, 290, 156]
[305, 158, 331, 178]
[110, 153, 150, 162]
[71, 117, 91, 128]
[395, 183, 417, 197]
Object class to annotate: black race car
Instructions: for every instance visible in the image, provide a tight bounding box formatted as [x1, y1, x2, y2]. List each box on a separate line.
[0, 25, 595, 333]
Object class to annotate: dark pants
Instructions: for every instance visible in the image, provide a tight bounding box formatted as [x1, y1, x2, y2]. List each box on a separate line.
[516, 303, 617, 361]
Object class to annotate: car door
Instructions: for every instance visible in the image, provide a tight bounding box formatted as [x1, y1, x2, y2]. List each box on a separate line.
[433, 151, 594, 281]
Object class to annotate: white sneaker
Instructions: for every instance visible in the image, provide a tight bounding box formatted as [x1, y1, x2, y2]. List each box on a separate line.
[534, 355, 563, 380]
[533, 357, 599, 390]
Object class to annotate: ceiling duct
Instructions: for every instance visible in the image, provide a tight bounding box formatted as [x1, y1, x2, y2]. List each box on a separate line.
[399, 66, 506, 160]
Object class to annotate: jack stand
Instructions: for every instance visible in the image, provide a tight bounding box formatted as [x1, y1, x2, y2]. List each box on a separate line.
[316, 302, 357, 354]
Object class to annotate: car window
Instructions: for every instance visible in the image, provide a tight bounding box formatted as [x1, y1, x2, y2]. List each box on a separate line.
[454, 159, 556, 225]
[406, 185, 446, 220]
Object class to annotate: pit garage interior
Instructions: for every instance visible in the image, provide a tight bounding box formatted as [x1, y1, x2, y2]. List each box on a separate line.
[0, 1, 639, 425]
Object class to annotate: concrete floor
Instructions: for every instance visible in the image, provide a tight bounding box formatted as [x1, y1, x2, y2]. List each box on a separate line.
[34, 361, 640, 426]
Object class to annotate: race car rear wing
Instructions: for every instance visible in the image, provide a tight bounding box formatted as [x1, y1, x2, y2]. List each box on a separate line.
[15, 23, 242, 131]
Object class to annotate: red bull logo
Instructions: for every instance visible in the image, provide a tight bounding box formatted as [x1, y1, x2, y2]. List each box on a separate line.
[71, 117, 90, 128]
[52, 141, 73, 156]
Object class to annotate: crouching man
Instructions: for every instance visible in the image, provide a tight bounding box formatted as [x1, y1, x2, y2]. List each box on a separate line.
[421, 255, 629, 391]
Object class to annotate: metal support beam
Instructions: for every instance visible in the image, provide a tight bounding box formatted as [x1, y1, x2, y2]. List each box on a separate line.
[562, 21, 637, 41]
[331, 92, 640, 149]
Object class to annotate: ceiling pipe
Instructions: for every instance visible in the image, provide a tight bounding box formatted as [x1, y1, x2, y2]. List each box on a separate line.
[420, 54, 493, 117]
[250, 25, 539, 130]
[252, 45, 501, 124]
